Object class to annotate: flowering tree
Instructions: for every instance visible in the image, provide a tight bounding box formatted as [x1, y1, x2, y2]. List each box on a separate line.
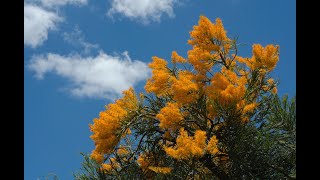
[75, 16, 296, 179]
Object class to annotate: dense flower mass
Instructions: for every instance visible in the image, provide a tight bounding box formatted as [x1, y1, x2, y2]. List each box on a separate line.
[89, 87, 138, 163]
[171, 51, 186, 63]
[172, 70, 199, 105]
[148, 166, 172, 174]
[145, 56, 172, 96]
[207, 135, 219, 155]
[87, 15, 280, 178]
[164, 128, 207, 160]
[188, 16, 229, 51]
[156, 102, 184, 130]
[236, 44, 279, 72]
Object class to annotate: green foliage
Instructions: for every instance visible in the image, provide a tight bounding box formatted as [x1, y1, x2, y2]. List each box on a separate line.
[74, 153, 108, 180]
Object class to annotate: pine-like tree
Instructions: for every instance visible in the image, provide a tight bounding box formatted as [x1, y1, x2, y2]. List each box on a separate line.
[74, 16, 296, 180]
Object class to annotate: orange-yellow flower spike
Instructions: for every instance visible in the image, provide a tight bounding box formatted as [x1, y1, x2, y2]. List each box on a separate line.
[172, 70, 199, 105]
[145, 56, 173, 96]
[148, 166, 172, 174]
[252, 44, 279, 71]
[89, 88, 138, 163]
[164, 128, 206, 160]
[102, 163, 113, 172]
[156, 102, 184, 130]
[189, 16, 229, 52]
[207, 135, 219, 155]
[172, 51, 186, 63]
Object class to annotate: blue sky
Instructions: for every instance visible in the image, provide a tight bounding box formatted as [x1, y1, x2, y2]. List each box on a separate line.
[24, 0, 296, 179]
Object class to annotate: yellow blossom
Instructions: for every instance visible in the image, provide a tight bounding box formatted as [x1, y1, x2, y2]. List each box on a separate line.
[145, 56, 173, 96]
[187, 46, 215, 73]
[172, 70, 199, 105]
[188, 16, 229, 51]
[235, 56, 248, 64]
[148, 166, 172, 174]
[223, 43, 232, 54]
[91, 150, 104, 164]
[207, 135, 219, 155]
[102, 163, 113, 171]
[89, 88, 138, 163]
[108, 157, 120, 169]
[267, 78, 274, 85]
[188, 16, 216, 51]
[241, 116, 250, 123]
[214, 18, 229, 41]
[164, 128, 206, 160]
[251, 44, 279, 71]
[172, 51, 186, 63]
[243, 103, 258, 114]
[235, 44, 279, 72]
[117, 147, 129, 155]
[137, 153, 152, 169]
[156, 102, 184, 130]
[262, 85, 269, 91]
[206, 71, 246, 106]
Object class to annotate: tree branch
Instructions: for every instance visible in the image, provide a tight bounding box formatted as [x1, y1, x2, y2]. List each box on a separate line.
[200, 154, 230, 180]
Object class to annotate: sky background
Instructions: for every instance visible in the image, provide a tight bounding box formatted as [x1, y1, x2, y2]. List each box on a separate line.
[24, 0, 296, 179]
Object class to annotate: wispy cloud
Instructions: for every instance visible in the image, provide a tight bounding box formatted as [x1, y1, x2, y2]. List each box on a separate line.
[28, 51, 150, 99]
[63, 26, 99, 55]
[39, 0, 88, 8]
[107, 0, 182, 24]
[24, 4, 62, 48]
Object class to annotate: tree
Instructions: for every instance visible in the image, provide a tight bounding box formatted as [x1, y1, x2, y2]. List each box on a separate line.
[74, 16, 296, 179]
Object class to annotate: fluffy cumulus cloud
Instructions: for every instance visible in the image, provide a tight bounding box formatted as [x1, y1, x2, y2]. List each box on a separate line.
[28, 51, 150, 99]
[24, 4, 62, 48]
[107, 0, 180, 23]
[40, 0, 88, 8]
[24, 0, 88, 48]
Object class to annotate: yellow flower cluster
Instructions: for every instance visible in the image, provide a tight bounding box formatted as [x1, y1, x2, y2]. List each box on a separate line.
[101, 157, 120, 172]
[188, 16, 228, 51]
[237, 44, 279, 72]
[137, 153, 152, 169]
[89, 88, 138, 164]
[172, 51, 186, 63]
[164, 128, 207, 160]
[214, 18, 229, 42]
[243, 103, 258, 114]
[187, 46, 215, 75]
[186, 16, 230, 86]
[252, 44, 279, 71]
[102, 163, 112, 171]
[206, 68, 247, 106]
[263, 78, 278, 94]
[145, 58, 200, 105]
[145, 17, 234, 104]
[148, 166, 172, 174]
[117, 147, 129, 156]
[172, 71, 199, 105]
[207, 135, 219, 155]
[145, 56, 173, 96]
[156, 102, 184, 130]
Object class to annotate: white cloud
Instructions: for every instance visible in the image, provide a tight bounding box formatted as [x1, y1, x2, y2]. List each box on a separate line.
[107, 0, 180, 24]
[24, 4, 62, 48]
[40, 0, 88, 8]
[63, 26, 99, 55]
[28, 51, 150, 99]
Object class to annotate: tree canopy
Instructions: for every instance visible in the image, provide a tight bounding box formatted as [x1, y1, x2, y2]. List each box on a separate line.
[75, 15, 296, 180]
